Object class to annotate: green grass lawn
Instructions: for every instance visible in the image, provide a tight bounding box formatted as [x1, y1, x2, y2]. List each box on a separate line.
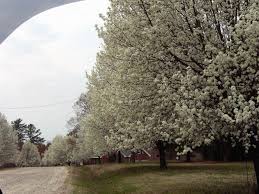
[69, 162, 257, 194]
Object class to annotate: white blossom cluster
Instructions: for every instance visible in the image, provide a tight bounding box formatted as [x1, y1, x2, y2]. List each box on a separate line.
[174, 3, 259, 153]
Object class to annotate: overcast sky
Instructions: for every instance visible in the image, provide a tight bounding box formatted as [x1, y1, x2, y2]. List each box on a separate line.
[0, 0, 109, 141]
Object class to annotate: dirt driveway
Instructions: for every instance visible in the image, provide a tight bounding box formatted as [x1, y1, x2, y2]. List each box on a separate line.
[0, 167, 69, 194]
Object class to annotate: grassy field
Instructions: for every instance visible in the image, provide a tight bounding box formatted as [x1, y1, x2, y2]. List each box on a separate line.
[69, 162, 257, 194]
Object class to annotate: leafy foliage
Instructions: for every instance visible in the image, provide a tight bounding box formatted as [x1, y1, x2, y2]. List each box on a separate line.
[11, 118, 26, 147]
[12, 119, 45, 145]
[26, 124, 45, 145]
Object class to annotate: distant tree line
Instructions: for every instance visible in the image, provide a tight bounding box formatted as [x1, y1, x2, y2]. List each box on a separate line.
[0, 115, 46, 168]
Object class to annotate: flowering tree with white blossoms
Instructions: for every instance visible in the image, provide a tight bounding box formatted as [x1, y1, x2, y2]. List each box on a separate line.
[174, 2, 259, 187]
[73, 68, 115, 163]
[74, 118, 108, 162]
[0, 113, 18, 167]
[43, 135, 77, 166]
[67, 0, 258, 173]
[85, 0, 255, 169]
[17, 141, 41, 167]
[65, 135, 77, 164]
[43, 136, 67, 166]
[91, 0, 189, 169]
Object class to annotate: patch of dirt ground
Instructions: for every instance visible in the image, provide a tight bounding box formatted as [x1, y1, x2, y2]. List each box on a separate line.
[0, 167, 70, 194]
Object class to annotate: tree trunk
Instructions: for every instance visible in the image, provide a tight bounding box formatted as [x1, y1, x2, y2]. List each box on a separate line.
[253, 159, 259, 194]
[186, 151, 191, 162]
[157, 141, 167, 170]
[97, 156, 101, 164]
[253, 141, 259, 194]
[131, 152, 136, 163]
[251, 128, 259, 193]
[117, 151, 122, 163]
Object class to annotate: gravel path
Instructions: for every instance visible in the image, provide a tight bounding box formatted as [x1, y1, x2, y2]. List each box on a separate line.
[0, 167, 69, 194]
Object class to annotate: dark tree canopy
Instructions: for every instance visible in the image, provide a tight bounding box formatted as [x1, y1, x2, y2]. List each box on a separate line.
[12, 119, 45, 145]
[11, 118, 26, 146]
[26, 124, 45, 145]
